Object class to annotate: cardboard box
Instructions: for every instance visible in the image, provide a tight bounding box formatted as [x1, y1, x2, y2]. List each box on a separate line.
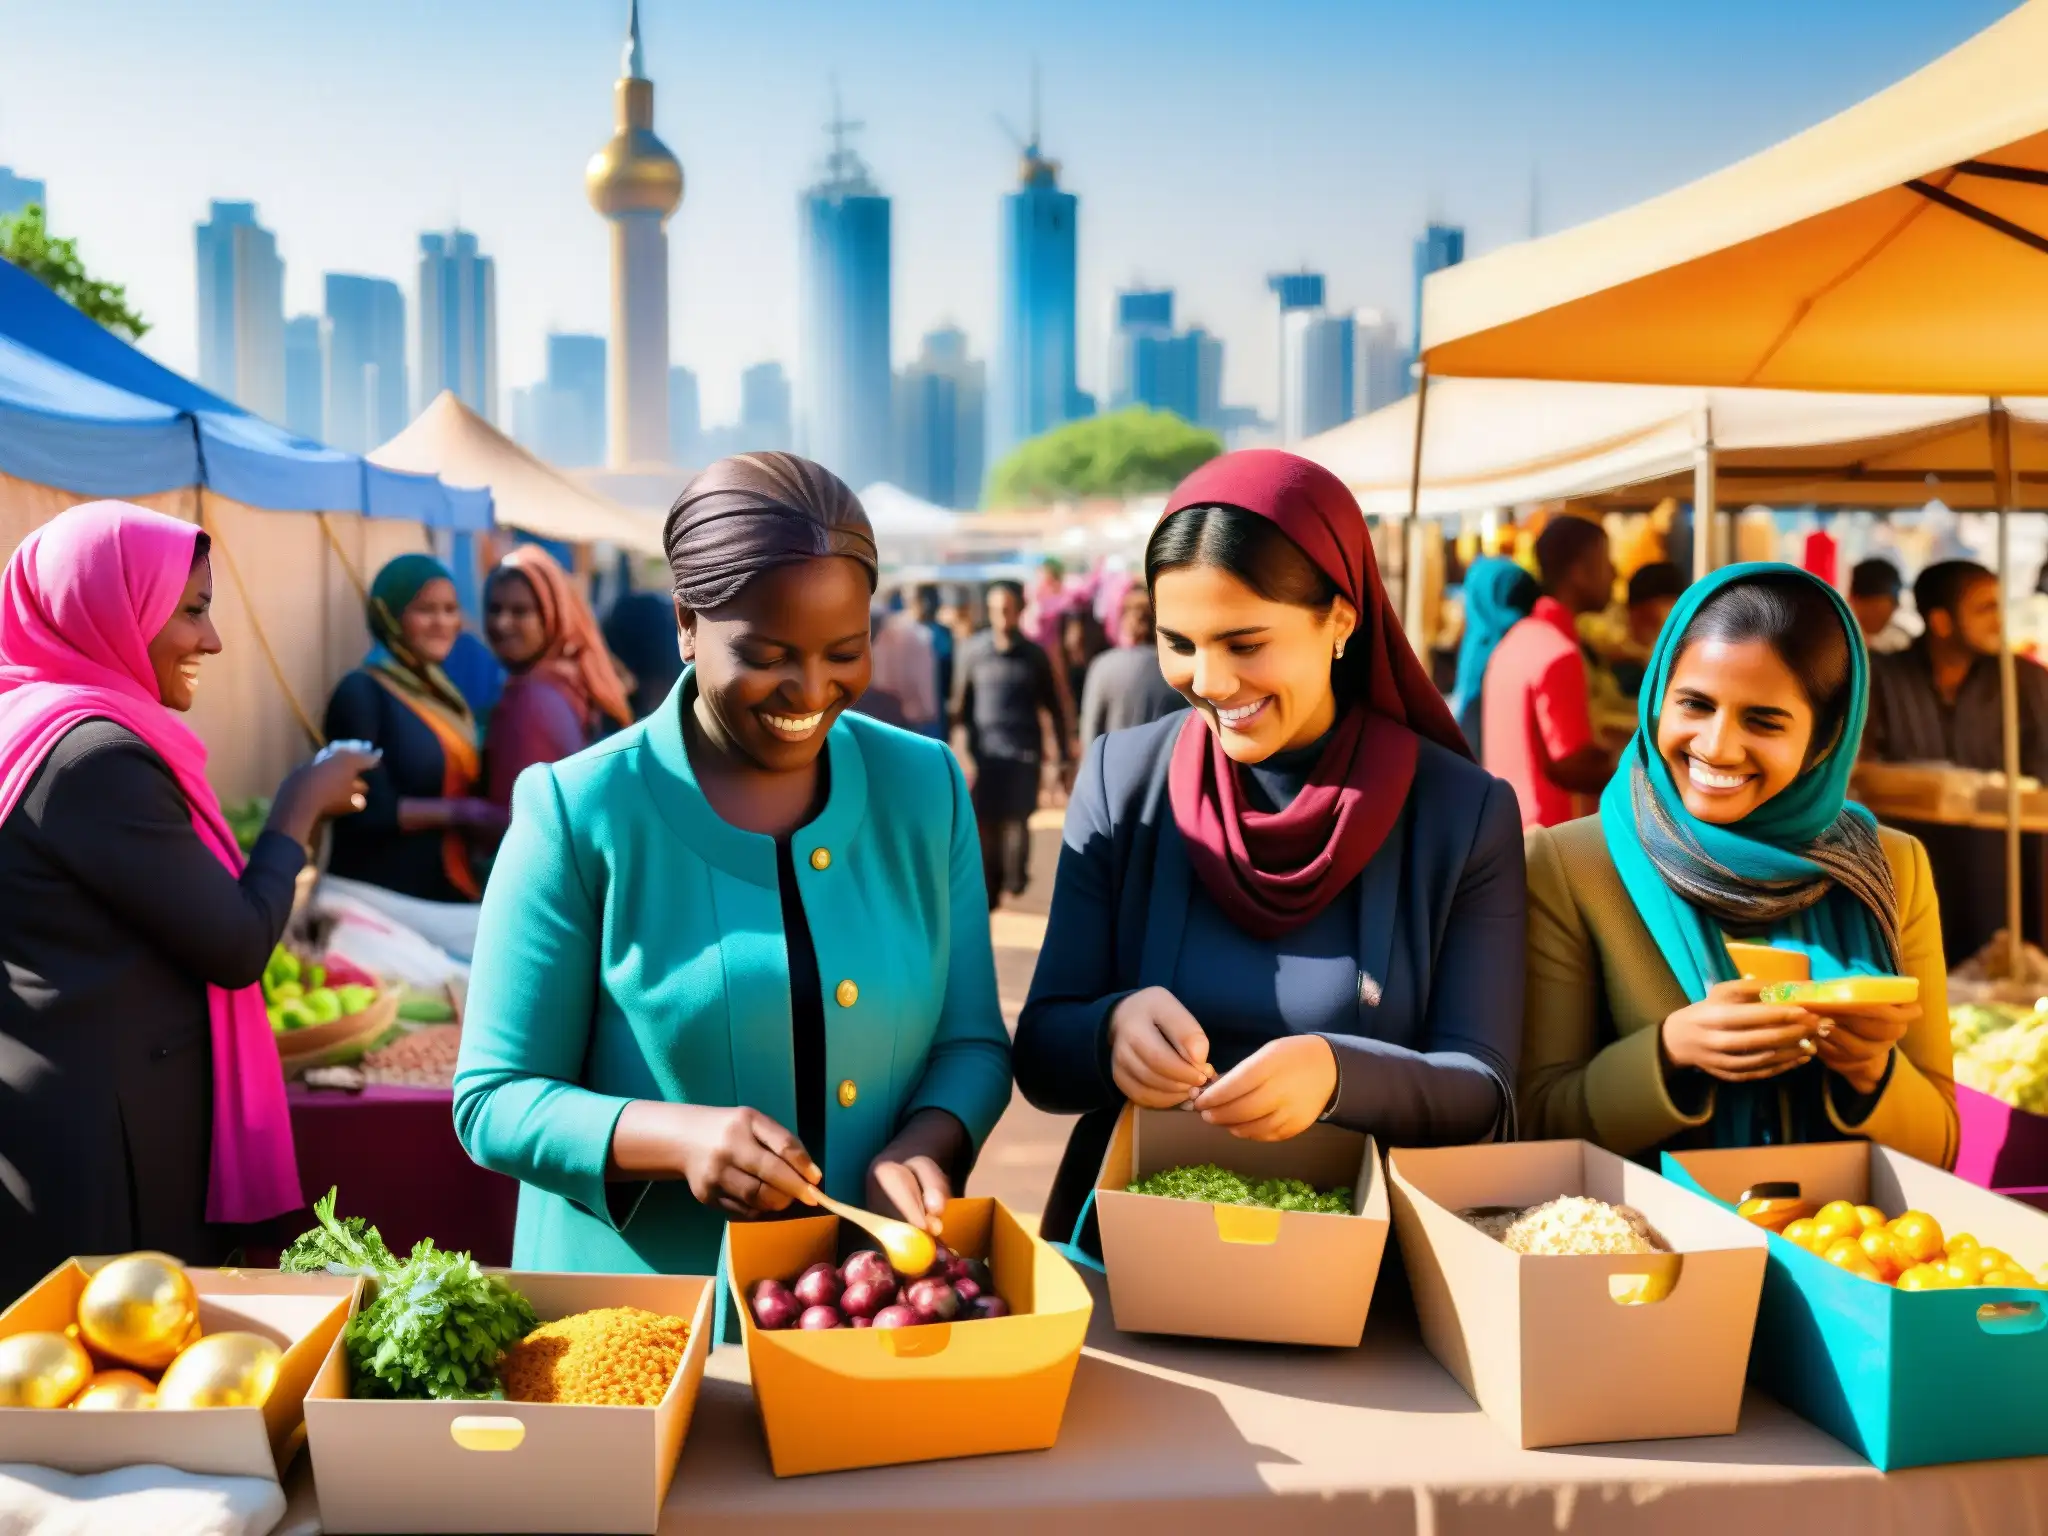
[1389, 1140, 1768, 1449]
[726, 1197, 1091, 1477]
[1665, 1143, 2048, 1470]
[0, 1261, 357, 1479]
[304, 1271, 713, 1534]
[1093, 1104, 1388, 1346]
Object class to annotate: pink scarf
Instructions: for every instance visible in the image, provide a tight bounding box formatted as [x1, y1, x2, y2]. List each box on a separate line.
[0, 502, 300, 1225]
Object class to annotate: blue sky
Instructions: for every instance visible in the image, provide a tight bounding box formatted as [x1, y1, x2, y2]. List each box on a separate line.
[0, 0, 2017, 423]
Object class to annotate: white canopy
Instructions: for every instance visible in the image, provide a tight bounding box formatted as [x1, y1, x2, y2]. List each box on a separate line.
[371, 392, 664, 555]
[1300, 381, 2048, 516]
[856, 482, 964, 540]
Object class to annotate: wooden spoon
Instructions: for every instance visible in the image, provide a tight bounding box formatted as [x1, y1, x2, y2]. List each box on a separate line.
[807, 1189, 937, 1277]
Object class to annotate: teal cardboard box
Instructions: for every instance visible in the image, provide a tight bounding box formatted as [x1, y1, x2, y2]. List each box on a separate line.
[1664, 1143, 2048, 1470]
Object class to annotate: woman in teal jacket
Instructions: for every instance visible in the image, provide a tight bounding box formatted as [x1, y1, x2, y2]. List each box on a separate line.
[454, 454, 1013, 1280]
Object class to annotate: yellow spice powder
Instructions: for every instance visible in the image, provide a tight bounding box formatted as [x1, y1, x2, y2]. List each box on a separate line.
[501, 1306, 691, 1407]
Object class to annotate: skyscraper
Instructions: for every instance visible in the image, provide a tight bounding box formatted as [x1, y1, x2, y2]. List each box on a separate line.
[1353, 307, 1405, 416]
[586, 0, 684, 469]
[991, 92, 1080, 463]
[195, 200, 286, 421]
[324, 273, 408, 453]
[669, 365, 701, 464]
[0, 168, 44, 220]
[417, 229, 497, 423]
[740, 361, 793, 451]
[283, 315, 326, 441]
[1279, 308, 1353, 444]
[797, 97, 892, 491]
[548, 333, 607, 467]
[1109, 288, 1222, 429]
[1411, 221, 1465, 376]
[895, 326, 987, 510]
[1267, 270, 1325, 439]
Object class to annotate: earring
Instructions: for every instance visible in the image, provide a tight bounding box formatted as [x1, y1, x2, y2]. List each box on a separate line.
[1335, 640, 1346, 659]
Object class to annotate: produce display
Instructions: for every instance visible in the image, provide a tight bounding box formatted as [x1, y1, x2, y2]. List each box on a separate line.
[1742, 1198, 2048, 1289]
[263, 944, 381, 1035]
[1951, 1000, 2048, 1113]
[282, 1190, 536, 1400]
[1462, 1197, 1667, 1256]
[0, 1252, 278, 1411]
[500, 1306, 691, 1406]
[1948, 931, 2048, 1006]
[1125, 1163, 1354, 1214]
[747, 1245, 1011, 1332]
[357, 1022, 462, 1088]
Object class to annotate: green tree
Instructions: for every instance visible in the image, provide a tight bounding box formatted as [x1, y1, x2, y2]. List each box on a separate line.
[0, 203, 149, 341]
[987, 405, 1223, 506]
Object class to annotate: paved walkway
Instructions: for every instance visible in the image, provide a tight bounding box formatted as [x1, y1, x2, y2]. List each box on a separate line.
[965, 809, 1076, 1229]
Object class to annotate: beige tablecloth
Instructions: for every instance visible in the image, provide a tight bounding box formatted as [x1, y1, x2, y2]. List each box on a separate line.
[280, 1271, 2048, 1535]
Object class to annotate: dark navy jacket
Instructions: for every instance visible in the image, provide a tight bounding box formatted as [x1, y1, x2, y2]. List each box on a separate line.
[1015, 712, 1526, 1248]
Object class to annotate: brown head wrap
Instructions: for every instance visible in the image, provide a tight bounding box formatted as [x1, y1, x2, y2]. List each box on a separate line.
[664, 452, 878, 611]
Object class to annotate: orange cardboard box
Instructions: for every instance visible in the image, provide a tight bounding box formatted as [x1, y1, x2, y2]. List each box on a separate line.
[0, 1260, 358, 1479]
[1094, 1103, 1388, 1346]
[726, 1197, 1091, 1477]
[1389, 1140, 1768, 1449]
[304, 1271, 713, 1535]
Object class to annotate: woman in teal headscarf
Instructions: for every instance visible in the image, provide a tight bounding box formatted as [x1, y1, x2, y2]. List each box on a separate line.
[323, 554, 505, 903]
[1449, 556, 1539, 752]
[1518, 563, 1957, 1166]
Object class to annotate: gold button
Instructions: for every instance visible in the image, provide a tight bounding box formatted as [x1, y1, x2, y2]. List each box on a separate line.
[835, 979, 859, 1008]
[837, 1079, 858, 1108]
[809, 847, 831, 871]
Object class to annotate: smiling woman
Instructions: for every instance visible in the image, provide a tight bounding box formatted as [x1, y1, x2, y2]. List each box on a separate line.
[455, 453, 1012, 1294]
[1519, 563, 1959, 1168]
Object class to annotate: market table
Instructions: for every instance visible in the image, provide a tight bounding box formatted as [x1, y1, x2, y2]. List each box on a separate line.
[273, 1270, 2048, 1536]
[275, 1085, 517, 1266]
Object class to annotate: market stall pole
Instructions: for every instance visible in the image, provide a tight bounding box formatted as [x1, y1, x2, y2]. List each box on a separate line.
[1414, 0, 2048, 976]
[1692, 406, 1717, 577]
[1993, 401, 2024, 974]
[1400, 365, 1432, 638]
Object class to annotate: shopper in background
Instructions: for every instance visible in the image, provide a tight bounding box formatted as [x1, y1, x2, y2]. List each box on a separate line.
[1611, 561, 1687, 699]
[442, 628, 506, 730]
[1016, 451, 1522, 1261]
[603, 587, 686, 721]
[481, 544, 635, 818]
[866, 597, 941, 735]
[1520, 564, 1955, 1166]
[1079, 585, 1186, 750]
[955, 579, 1070, 909]
[1847, 557, 1912, 656]
[1059, 605, 1111, 742]
[1481, 516, 1616, 829]
[915, 584, 956, 737]
[325, 553, 504, 903]
[1447, 555, 1538, 753]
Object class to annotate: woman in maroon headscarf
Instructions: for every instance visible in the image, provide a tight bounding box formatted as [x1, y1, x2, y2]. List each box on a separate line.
[1015, 450, 1526, 1256]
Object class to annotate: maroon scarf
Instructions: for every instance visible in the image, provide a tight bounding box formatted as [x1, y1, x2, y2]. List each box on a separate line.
[1163, 450, 1471, 940]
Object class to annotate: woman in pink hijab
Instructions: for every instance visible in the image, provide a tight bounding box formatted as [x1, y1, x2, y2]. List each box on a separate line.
[0, 502, 376, 1296]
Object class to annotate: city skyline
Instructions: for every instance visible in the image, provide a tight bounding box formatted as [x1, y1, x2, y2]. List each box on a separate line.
[0, 0, 2016, 425]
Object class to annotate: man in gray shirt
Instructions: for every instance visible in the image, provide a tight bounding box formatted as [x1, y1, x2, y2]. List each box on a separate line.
[1079, 585, 1186, 751]
[955, 581, 1069, 909]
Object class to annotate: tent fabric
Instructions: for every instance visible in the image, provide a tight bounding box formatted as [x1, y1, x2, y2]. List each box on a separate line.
[1421, 1, 2048, 394]
[1300, 380, 2048, 516]
[856, 481, 964, 539]
[369, 391, 661, 554]
[0, 260, 488, 528]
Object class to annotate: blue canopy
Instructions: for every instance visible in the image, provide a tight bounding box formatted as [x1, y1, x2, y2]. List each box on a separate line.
[0, 259, 490, 530]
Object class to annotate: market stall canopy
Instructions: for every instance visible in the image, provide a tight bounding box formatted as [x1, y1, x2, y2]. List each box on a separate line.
[1420, 0, 2048, 394]
[369, 392, 663, 555]
[0, 258, 490, 527]
[856, 481, 963, 541]
[1300, 379, 2048, 515]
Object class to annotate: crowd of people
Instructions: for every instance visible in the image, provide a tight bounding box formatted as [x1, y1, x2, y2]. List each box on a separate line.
[0, 449, 2004, 1303]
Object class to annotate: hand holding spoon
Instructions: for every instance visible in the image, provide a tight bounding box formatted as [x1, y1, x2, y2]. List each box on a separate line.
[804, 1188, 938, 1277]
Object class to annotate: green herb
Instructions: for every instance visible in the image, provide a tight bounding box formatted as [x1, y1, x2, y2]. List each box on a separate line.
[1126, 1163, 1352, 1214]
[281, 1188, 537, 1401]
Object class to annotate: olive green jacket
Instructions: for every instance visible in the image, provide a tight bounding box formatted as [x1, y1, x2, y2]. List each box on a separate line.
[1520, 817, 1958, 1168]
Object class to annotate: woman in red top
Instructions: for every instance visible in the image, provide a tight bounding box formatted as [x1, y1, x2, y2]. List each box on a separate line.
[482, 546, 635, 813]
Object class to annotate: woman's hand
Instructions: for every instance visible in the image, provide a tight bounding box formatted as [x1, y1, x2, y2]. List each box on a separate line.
[271, 747, 380, 842]
[1108, 987, 1214, 1108]
[867, 1109, 970, 1232]
[1660, 979, 1822, 1083]
[1815, 1001, 1916, 1098]
[609, 1101, 821, 1219]
[1191, 1035, 1337, 1142]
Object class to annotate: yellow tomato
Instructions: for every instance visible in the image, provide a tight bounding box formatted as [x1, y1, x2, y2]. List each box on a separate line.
[1975, 1248, 2017, 1275]
[2037, 1263, 2048, 1288]
[1814, 1201, 1865, 1248]
[1854, 1205, 1889, 1233]
[1896, 1264, 1949, 1291]
[1858, 1227, 1905, 1282]
[1980, 1269, 2034, 1289]
[1948, 1232, 1981, 1257]
[1781, 1218, 1821, 1252]
[1825, 1237, 1885, 1281]
[1943, 1257, 1981, 1286]
[1889, 1212, 1946, 1265]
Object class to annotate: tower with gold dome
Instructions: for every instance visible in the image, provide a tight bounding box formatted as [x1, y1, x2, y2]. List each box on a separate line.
[586, 0, 683, 469]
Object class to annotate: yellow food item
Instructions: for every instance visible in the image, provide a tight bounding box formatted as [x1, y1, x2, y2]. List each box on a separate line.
[1896, 1264, 1949, 1291]
[71, 1369, 157, 1411]
[1758, 977, 1919, 1006]
[1942, 1257, 1981, 1286]
[1889, 1212, 1945, 1265]
[1824, 1237, 1883, 1280]
[1948, 1231, 1980, 1257]
[1980, 1269, 2035, 1289]
[1781, 1217, 1821, 1251]
[500, 1306, 690, 1407]
[154, 1332, 281, 1409]
[0, 1330, 93, 1408]
[1858, 1227, 1905, 1282]
[77, 1254, 199, 1371]
[1737, 1195, 1812, 1233]
[1854, 1205, 1889, 1233]
[1813, 1200, 1865, 1248]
